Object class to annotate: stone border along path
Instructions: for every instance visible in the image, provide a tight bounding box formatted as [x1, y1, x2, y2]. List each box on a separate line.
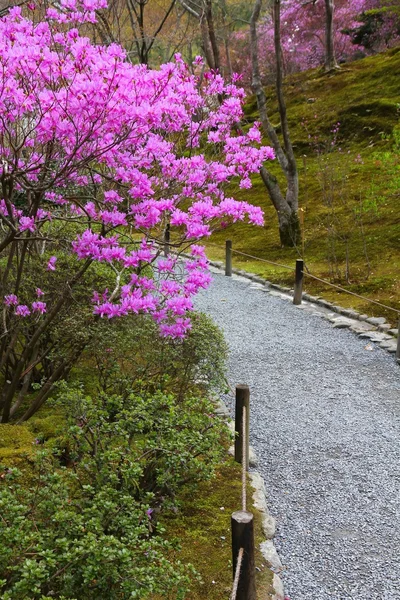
[195, 264, 400, 600]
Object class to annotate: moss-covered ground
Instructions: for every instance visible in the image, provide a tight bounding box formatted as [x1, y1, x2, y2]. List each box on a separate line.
[158, 459, 274, 600]
[206, 48, 400, 322]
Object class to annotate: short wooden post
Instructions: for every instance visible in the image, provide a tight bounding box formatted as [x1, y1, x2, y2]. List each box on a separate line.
[235, 385, 249, 471]
[231, 510, 257, 600]
[225, 239, 232, 276]
[396, 318, 400, 365]
[293, 258, 304, 305]
[164, 223, 170, 257]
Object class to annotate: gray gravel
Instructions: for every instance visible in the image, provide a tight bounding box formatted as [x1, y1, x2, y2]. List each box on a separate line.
[195, 270, 400, 600]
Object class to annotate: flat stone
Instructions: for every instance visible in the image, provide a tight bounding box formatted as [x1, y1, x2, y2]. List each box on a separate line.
[331, 305, 344, 313]
[341, 309, 360, 320]
[249, 471, 268, 513]
[316, 299, 335, 309]
[261, 513, 276, 539]
[272, 574, 285, 600]
[269, 290, 284, 298]
[366, 316, 386, 325]
[379, 339, 398, 353]
[378, 323, 392, 332]
[259, 540, 283, 572]
[359, 314, 369, 320]
[332, 318, 354, 329]
[359, 331, 391, 342]
[388, 329, 399, 337]
[350, 322, 377, 334]
[228, 442, 258, 466]
[248, 445, 258, 467]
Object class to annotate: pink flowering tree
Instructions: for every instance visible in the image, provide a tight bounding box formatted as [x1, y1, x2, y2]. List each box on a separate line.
[0, 0, 273, 423]
[231, 0, 377, 83]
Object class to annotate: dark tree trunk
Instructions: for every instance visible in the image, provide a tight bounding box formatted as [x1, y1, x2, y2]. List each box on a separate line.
[205, 0, 220, 71]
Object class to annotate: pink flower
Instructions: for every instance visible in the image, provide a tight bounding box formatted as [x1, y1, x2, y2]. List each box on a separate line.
[19, 217, 36, 233]
[4, 294, 18, 306]
[47, 256, 57, 271]
[15, 305, 31, 317]
[36, 288, 44, 297]
[32, 301, 47, 314]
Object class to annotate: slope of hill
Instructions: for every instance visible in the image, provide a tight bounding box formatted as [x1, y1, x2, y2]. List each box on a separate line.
[207, 48, 400, 321]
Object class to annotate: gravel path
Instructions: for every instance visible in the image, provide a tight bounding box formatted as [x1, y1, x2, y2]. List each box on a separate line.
[195, 269, 400, 600]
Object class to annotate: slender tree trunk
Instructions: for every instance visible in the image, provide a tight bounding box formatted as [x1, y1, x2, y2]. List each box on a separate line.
[205, 0, 220, 71]
[250, 0, 301, 247]
[324, 0, 338, 71]
[200, 15, 216, 69]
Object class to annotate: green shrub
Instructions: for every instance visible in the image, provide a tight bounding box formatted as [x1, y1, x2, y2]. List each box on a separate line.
[85, 311, 228, 400]
[0, 385, 228, 599]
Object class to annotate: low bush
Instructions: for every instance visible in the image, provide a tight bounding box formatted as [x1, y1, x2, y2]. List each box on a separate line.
[0, 385, 228, 599]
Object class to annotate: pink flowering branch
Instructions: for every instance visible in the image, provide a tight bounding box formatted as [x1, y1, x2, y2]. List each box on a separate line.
[0, 0, 273, 422]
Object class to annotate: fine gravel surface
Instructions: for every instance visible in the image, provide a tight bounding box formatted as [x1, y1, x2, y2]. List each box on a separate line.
[195, 269, 400, 600]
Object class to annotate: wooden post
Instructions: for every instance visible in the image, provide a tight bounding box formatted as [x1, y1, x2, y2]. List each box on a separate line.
[225, 239, 232, 276]
[396, 318, 400, 365]
[235, 385, 249, 471]
[293, 258, 304, 305]
[164, 223, 170, 257]
[231, 511, 257, 600]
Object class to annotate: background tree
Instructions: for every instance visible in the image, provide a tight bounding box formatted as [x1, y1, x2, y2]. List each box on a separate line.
[324, 0, 339, 70]
[250, 0, 300, 246]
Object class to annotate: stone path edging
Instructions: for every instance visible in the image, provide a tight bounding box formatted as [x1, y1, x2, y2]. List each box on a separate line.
[208, 260, 399, 362]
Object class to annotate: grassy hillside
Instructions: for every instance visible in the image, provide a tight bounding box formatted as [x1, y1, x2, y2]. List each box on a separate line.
[206, 48, 400, 322]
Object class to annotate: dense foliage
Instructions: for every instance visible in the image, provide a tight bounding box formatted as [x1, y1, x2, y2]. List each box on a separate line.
[0, 311, 229, 599]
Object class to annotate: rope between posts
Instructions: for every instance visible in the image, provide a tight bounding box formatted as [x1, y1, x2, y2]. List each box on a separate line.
[302, 271, 400, 315]
[212, 240, 399, 317]
[231, 248, 294, 271]
[230, 547, 244, 600]
[242, 405, 247, 512]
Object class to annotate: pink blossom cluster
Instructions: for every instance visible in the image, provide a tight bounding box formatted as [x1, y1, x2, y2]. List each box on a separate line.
[4, 294, 47, 316]
[0, 1, 273, 338]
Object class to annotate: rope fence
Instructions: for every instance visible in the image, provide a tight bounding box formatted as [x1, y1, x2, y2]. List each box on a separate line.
[230, 548, 244, 600]
[223, 238, 400, 316]
[241, 405, 247, 512]
[302, 270, 400, 315]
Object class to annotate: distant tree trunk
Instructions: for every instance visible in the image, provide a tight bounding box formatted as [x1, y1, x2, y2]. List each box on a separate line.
[200, 14, 216, 69]
[324, 0, 339, 71]
[205, 0, 221, 70]
[250, 0, 301, 247]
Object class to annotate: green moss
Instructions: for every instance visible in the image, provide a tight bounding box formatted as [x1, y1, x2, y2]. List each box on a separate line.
[0, 424, 36, 466]
[157, 459, 274, 600]
[27, 410, 66, 441]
